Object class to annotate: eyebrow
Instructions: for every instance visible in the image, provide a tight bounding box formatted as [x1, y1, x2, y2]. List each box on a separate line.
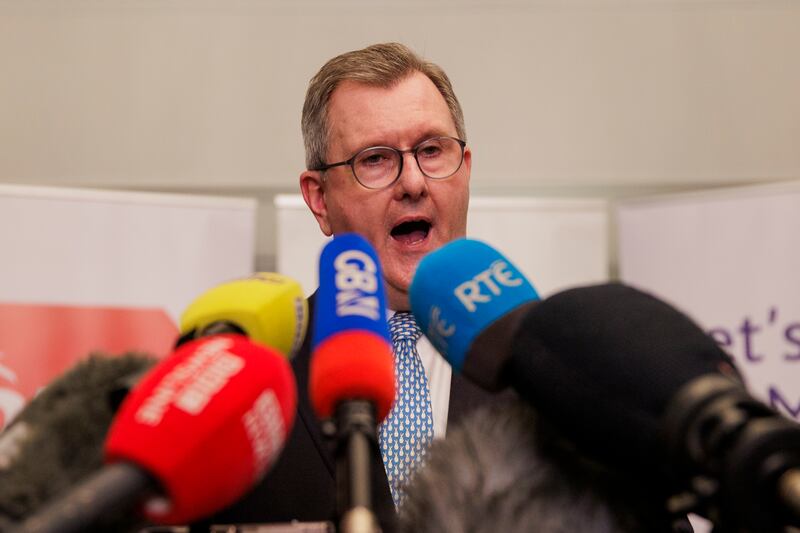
[350, 130, 455, 154]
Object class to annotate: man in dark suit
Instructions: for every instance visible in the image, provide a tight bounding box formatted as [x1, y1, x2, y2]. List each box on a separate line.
[197, 42, 494, 532]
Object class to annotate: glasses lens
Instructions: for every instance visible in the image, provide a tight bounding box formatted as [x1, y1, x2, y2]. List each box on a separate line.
[353, 147, 400, 189]
[416, 137, 464, 179]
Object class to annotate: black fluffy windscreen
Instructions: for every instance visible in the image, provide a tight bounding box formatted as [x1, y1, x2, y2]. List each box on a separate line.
[506, 283, 739, 481]
[400, 399, 688, 533]
[0, 353, 155, 532]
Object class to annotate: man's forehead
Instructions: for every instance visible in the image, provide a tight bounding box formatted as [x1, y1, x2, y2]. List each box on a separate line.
[326, 73, 457, 155]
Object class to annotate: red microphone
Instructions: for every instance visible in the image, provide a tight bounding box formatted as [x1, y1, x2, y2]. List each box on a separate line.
[13, 334, 296, 533]
[310, 330, 395, 422]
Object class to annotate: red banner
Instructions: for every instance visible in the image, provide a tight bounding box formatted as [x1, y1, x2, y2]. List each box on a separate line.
[0, 303, 178, 427]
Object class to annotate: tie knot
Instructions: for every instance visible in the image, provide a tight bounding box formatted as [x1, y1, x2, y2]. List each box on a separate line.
[388, 312, 422, 344]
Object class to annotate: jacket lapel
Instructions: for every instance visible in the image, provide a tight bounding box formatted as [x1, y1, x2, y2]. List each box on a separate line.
[292, 293, 336, 477]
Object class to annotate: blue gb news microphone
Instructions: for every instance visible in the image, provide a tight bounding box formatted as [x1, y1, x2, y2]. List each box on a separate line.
[309, 233, 395, 533]
[410, 238, 800, 532]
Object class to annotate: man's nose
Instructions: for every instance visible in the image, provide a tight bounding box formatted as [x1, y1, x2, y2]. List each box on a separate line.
[393, 152, 428, 200]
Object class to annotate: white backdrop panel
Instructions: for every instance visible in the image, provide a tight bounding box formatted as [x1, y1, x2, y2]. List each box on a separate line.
[0, 184, 257, 322]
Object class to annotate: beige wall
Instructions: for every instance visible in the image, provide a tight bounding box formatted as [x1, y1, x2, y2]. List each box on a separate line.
[1, 0, 799, 264]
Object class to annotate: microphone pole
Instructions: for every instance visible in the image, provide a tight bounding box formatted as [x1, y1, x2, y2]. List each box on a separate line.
[13, 463, 152, 533]
[336, 400, 381, 533]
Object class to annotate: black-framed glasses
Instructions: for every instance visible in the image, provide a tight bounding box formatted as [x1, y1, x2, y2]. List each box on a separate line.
[311, 136, 467, 190]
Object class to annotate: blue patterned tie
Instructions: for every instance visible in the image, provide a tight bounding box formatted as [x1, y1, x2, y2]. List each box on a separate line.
[378, 312, 435, 508]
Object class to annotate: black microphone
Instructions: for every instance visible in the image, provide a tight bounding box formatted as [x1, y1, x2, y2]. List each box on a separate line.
[0, 353, 156, 532]
[410, 238, 800, 532]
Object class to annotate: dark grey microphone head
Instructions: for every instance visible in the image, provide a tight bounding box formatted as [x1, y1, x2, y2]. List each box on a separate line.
[504, 283, 742, 478]
[399, 399, 689, 533]
[0, 353, 155, 531]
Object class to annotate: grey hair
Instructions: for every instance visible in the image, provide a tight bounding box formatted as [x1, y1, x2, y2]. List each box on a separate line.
[399, 399, 685, 533]
[301, 42, 466, 170]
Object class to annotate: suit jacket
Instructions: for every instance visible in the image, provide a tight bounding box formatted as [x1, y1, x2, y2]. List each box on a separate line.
[194, 295, 500, 532]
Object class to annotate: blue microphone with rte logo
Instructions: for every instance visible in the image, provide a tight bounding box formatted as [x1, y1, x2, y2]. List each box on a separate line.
[409, 238, 539, 390]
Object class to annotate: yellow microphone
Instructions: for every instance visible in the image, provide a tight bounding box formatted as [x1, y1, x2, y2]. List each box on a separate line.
[178, 273, 308, 359]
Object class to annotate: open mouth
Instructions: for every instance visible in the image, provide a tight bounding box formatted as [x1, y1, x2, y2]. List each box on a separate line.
[390, 219, 431, 245]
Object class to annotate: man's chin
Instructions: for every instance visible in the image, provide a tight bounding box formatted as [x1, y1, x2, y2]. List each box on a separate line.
[385, 290, 411, 312]
[382, 273, 413, 311]
[379, 246, 434, 307]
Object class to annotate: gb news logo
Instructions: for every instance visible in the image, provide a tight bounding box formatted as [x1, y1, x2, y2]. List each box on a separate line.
[334, 250, 380, 321]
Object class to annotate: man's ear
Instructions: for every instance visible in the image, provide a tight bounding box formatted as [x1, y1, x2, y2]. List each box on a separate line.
[463, 146, 472, 182]
[299, 170, 332, 236]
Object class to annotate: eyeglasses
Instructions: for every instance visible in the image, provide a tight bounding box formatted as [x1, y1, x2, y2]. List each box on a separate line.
[312, 136, 467, 190]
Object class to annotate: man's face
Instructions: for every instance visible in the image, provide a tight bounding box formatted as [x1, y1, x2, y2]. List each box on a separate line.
[300, 71, 471, 310]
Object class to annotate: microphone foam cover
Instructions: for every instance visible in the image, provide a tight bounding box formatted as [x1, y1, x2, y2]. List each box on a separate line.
[180, 273, 308, 359]
[310, 331, 395, 422]
[511, 283, 738, 473]
[0, 354, 155, 525]
[104, 334, 296, 524]
[410, 238, 538, 371]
